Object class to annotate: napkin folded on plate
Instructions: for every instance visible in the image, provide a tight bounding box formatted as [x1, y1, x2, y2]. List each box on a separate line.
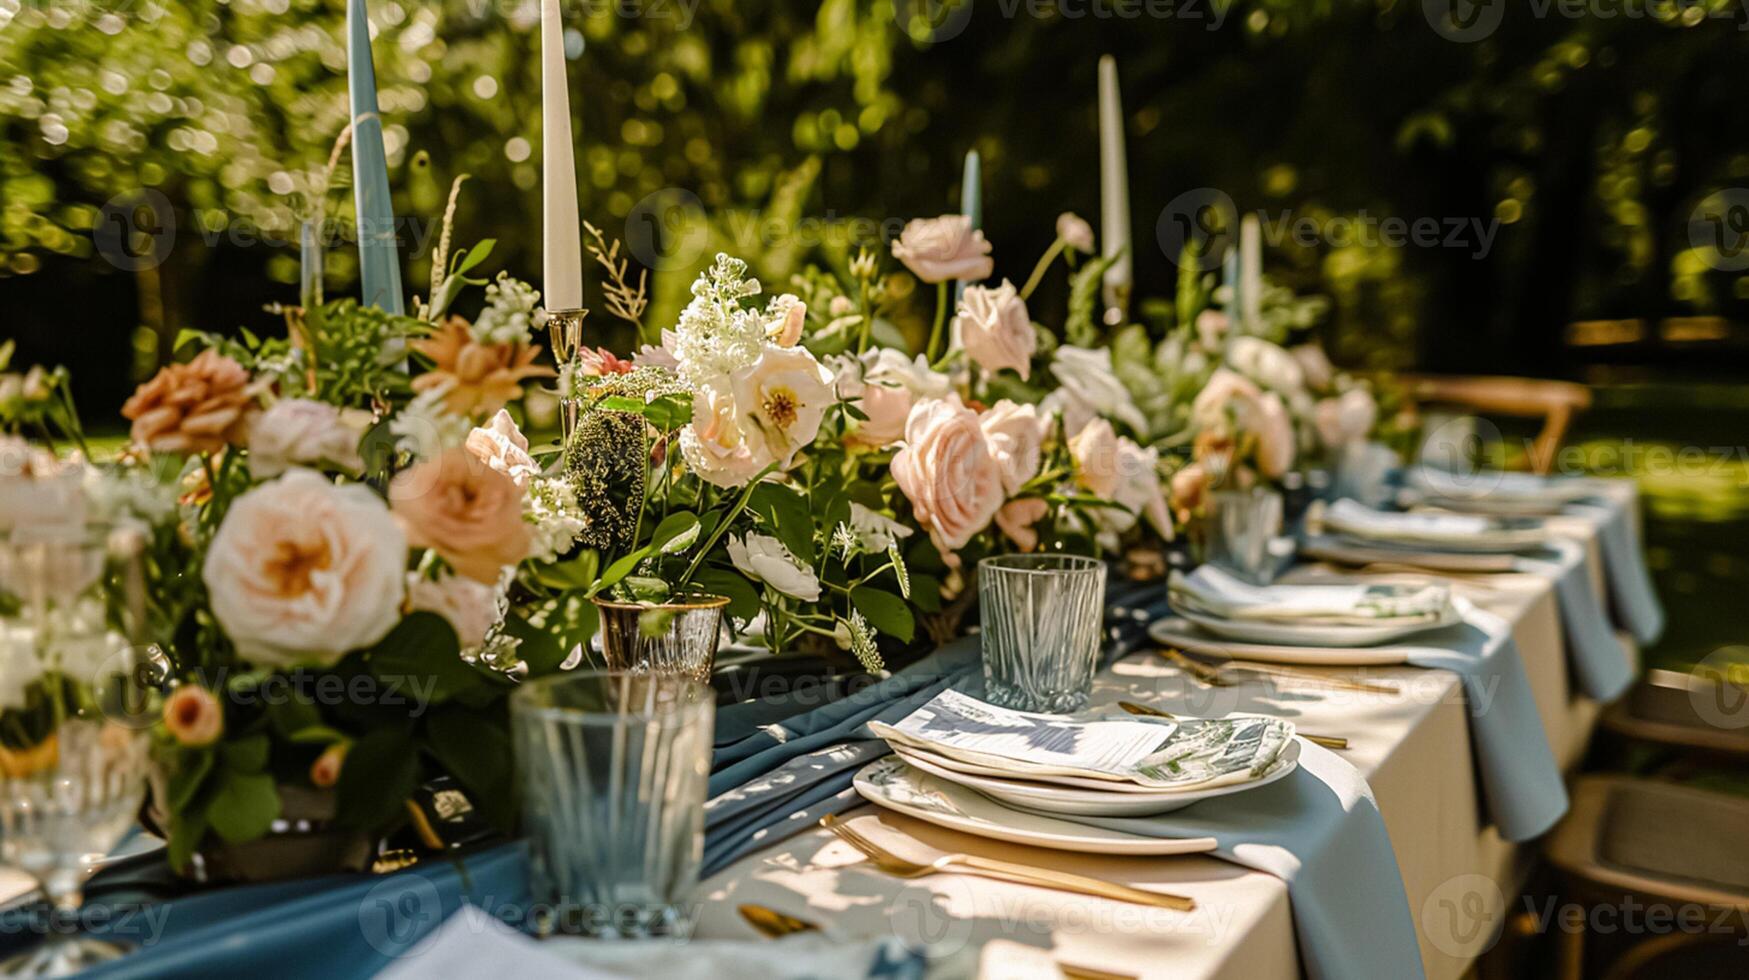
[1407, 466, 1602, 505]
[1169, 565, 1452, 623]
[1325, 498, 1493, 540]
[377, 904, 947, 980]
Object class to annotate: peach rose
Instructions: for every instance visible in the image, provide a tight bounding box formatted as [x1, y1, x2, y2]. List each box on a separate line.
[204, 471, 406, 666]
[465, 409, 539, 488]
[891, 398, 1004, 560]
[890, 215, 994, 284]
[978, 400, 1045, 496]
[995, 498, 1049, 551]
[409, 317, 552, 418]
[310, 742, 348, 789]
[391, 448, 531, 584]
[122, 349, 260, 455]
[1069, 417, 1120, 499]
[1251, 392, 1296, 480]
[1170, 462, 1211, 522]
[163, 686, 224, 747]
[957, 280, 1035, 379]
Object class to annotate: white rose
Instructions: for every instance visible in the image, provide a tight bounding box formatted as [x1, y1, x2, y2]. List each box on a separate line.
[728, 532, 822, 602]
[979, 400, 1045, 496]
[464, 409, 540, 488]
[1040, 346, 1147, 435]
[1291, 343, 1336, 391]
[889, 215, 994, 284]
[202, 469, 407, 667]
[849, 502, 914, 554]
[1227, 336, 1305, 394]
[729, 344, 836, 469]
[1191, 368, 1263, 426]
[681, 380, 773, 489]
[956, 280, 1035, 379]
[1110, 437, 1172, 540]
[1069, 417, 1119, 499]
[407, 572, 502, 650]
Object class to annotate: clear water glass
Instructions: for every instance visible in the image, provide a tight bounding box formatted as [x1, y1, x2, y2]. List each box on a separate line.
[511, 671, 714, 938]
[977, 554, 1107, 714]
[592, 596, 729, 684]
[0, 526, 156, 976]
[1205, 487, 1284, 585]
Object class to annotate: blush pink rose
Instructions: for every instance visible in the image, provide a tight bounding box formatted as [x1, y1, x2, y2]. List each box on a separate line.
[390, 448, 531, 584]
[1251, 392, 1296, 480]
[995, 498, 1050, 551]
[978, 399, 1045, 496]
[841, 348, 950, 449]
[957, 280, 1035, 379]
[891, 398, 1004, 560]
[890, 215, 994, 284]
[1314, 389, 1378, 450]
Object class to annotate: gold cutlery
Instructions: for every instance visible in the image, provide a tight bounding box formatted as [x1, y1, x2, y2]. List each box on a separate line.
[741, 898, 1138, 979]
[1117, 700, 1349, 750]
[1158, 647, 1397, 696]
[738, 903, 818, 938]
[819, 813, 1195, 911]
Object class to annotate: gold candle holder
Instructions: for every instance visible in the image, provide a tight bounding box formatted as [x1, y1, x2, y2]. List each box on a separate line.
[545, 306, 589, 445]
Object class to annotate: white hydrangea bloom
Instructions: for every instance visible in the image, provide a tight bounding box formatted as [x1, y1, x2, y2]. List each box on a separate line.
[670, 254, 773, 386]
[523, 475, 587, 563]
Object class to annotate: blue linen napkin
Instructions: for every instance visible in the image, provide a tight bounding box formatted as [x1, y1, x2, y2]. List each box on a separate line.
[1391, 600, 1568, 841]
[1032, 740, 1424, 980]
[1566, 500, 1664, 646]
[1517, 539, 1635, 702]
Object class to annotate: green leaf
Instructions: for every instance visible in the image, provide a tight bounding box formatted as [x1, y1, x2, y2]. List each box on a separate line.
[450, 238, 495, 278]
[693, 567, 760, 622]
[367, 612, 500, 706]
[622, 576, 670, 602]
[171, 328, 207, 355]
[750, 482, 815, 564]
[205, 770, 281, 844]
[649, 512, 700, 555]
[287, 725, 348, 745]
[423, 707, 514, 832]
[641, 392, 693, 432]
[887, 543, 911, 599]
[909, 573, 944, 613]
[532, 549, 601, 592]
[220, 734, 270, 773]
[597, 546, 653, 592]
[166, 748, 215, 813]
[850, 585, 914, 642]
[166, 809, 208, 873]
[1065, 252, 1119, 347]
[336, 727, 419, 832]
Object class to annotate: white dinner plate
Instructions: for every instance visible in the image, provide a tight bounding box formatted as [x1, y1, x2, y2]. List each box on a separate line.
[888, 739, 1301, 817]
[1324, 522, 1547, 553]
[1170, 603, 1461, 648]
[853, 756, 1221, 855]
[1148, 616, 1413, 665]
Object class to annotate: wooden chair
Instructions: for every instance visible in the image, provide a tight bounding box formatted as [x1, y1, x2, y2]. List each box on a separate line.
[1399, 374, 1593, 475]
[1543, 776, 1749, 980]
[1598, 668, 1749, 763]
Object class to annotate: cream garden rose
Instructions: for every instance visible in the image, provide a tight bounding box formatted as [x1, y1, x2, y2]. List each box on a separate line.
[730, 344, 836, 469]
[202, 470, 407, 667]
[890, 215, 994, 284]
[957, 280, 1035, 379]
[1068, 417, 1120, 499]
[892, 397, 1004, 560]
[680, 381, 772, 488]
[979, 400, 1045, 496]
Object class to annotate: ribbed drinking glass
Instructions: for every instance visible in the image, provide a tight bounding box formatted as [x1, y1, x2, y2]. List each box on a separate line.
[511, 671, 714, 938]
[977, 554, 1106, 713]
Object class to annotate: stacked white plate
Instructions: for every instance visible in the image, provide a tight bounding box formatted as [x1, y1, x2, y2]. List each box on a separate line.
[1319, 498, 1547, 553]
[1167, 565, 1461, 648]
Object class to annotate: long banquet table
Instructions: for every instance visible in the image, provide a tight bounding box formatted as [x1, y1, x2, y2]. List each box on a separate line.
[684, 492, 1643, 980]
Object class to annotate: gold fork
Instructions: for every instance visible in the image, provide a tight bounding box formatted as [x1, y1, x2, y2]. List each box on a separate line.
[819, 814, 1195, 911]
[1159, 647, 1397, 696]
[743, 898, 1137, 979]
[1116, 700, 1350, 750]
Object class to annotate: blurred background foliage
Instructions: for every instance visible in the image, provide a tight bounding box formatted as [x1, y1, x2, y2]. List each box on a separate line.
[3, 0, 1749, 696]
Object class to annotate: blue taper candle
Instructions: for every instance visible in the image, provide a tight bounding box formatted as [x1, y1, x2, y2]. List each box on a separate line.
[954, 149, 982, 310]
[347, 0, 404, 315]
